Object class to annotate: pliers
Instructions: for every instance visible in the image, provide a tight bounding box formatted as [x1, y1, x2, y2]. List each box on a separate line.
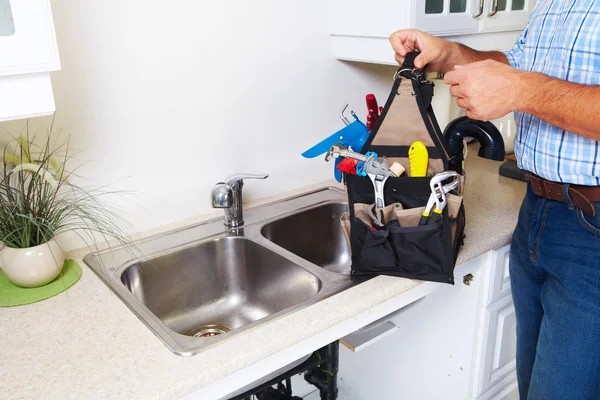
[419, 171, 459, 226]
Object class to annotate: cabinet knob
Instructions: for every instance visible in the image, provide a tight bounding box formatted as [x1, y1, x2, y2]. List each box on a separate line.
[463, 273, 475, 286]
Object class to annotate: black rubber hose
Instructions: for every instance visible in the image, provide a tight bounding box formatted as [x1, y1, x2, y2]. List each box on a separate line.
[443, 116, 506, 174]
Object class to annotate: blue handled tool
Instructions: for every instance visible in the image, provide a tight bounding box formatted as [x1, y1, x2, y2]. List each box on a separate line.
[301, 106, 370, 182]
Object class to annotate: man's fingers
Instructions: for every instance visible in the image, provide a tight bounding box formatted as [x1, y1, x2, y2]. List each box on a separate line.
[456, 98, 469, 109]
[395, 53, 405, 65]
[444, 71, 458, 85]
[390, 31, 415, 55]
[449, 84, 462, 98]
[444, 67, 468, 85]
[465, 109, 479, 120]
[414, 52, 429, 69]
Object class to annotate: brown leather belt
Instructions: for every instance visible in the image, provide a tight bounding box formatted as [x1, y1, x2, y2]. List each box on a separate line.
[529, 174, 600, 216]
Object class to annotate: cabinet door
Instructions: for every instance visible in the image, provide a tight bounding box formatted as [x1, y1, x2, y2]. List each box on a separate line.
[482, 244, 512, 307]
[0, 0, 60, 76]
[472, 294, 517, 398]
[489, 382, 519, 400]
[339, 256, 486, 400]
[414, 0, 480, 36]
[479, 0, 537, 33]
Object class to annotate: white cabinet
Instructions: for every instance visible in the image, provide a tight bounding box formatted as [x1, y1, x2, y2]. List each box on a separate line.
[0, 0, 60, 76]
[416, 0, 479, 36]
[480, 0, 536, 33]
[472, 245, 518, 400]
[338, 245, 518, 400]
[328, 0, 535, 65]
[338, 255, 486, 400]
[0, 0, 60, 121]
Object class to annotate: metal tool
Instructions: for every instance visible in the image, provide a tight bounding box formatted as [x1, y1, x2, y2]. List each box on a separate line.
[356, 151, 379, 176]
[326, 145, 396, 228]
[364, 155, 394, 210]
[419, 171, 459, 226]
[364, 155, 396, 228]
[339, 103, 359, 126]
[325, 144, 367, 163]
[367, 203, 386, 230]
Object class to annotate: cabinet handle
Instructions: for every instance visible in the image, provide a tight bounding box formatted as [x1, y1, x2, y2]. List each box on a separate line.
[488, 0, 499, 16]
[473, 0, 485, 18]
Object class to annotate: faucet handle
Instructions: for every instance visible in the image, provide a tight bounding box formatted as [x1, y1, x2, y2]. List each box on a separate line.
[225, 173, 269, 186]
[212, 173, 269, 210]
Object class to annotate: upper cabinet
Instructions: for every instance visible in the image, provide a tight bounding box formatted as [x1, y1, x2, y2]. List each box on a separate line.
[0, 0, 60, 76]
[416, 0, 480, 36]
[329, 0, 536, 65]
[0, 0, 60, 122]
[479, 0, 536, 32]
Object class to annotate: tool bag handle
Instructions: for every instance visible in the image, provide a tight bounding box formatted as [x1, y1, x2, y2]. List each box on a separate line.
[358, 52, 451, 174]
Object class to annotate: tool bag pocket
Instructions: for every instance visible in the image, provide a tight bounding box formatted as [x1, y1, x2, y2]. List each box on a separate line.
[346, 174, 460, 284]
[343, 52, 466, 284]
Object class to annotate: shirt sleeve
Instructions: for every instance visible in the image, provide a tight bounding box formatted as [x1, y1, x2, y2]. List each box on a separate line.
[504, 28, 528, 70]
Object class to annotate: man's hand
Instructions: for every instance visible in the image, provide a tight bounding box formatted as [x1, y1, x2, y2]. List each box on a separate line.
[389, 29, 509, 73]
[444, 60, 524, 121]
[389, 29, 457, 72]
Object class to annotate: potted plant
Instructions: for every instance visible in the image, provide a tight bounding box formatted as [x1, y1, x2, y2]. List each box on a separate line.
[0, 124, 130, 288]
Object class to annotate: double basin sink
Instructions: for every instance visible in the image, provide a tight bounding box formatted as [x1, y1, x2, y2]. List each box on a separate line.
[84, 188, 356, 356]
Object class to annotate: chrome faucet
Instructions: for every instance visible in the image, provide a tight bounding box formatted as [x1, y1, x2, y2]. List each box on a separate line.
[211, 173, 269, 227]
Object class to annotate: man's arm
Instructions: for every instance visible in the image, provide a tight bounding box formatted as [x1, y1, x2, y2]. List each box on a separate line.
[444, 60, 600, 142]
[389, 29, 509, 73]
[518, 73, 600, 142]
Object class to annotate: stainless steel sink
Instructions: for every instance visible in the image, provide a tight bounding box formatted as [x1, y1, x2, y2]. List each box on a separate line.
[261, 203, 351, 275]
[84, 188, 357, 356]
[120, 236, 320, 337]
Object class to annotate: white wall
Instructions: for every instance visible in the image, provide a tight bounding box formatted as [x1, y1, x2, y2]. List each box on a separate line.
[1, 1, 405, 249]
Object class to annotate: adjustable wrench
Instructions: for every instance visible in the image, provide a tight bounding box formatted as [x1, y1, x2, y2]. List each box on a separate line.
[326, 145, 396, 229]
[364, 155, 395, 228]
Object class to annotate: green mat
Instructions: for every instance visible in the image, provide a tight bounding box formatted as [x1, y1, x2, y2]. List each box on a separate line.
[0, 259, 82, 307]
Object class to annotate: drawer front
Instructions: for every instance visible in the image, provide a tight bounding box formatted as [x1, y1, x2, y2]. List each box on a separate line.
[484, 244, 512, 306]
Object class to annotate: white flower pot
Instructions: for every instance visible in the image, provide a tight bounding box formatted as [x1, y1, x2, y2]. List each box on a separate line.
[0, 239, 65, 288]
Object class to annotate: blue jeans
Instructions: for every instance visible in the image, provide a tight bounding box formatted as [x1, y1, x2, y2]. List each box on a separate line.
[510, 183, 600, 399]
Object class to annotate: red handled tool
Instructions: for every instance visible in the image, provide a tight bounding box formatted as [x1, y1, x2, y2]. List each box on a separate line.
[366, 94, 380, 132]
[336, 158, 359, 175]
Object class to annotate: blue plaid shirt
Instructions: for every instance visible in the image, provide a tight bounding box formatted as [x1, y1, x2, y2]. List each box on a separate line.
[504, 0, 600, 185]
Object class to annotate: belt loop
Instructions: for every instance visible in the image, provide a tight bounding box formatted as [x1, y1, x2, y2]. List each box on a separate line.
[562, 184, 575, 211]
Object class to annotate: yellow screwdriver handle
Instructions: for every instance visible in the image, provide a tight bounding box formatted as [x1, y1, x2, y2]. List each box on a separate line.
[409, 141, 429, 177]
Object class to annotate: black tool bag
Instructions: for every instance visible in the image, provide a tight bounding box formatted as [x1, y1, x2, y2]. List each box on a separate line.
[344, 53, 465, 285]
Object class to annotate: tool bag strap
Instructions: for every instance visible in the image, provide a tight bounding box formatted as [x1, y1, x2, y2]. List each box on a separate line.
[360, 52, 451, 176]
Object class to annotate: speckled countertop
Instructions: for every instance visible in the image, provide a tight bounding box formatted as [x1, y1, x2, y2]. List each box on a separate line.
[0, 153, 526, 400]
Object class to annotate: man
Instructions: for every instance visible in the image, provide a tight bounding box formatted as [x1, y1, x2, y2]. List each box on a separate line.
[390, 1, 600, 399]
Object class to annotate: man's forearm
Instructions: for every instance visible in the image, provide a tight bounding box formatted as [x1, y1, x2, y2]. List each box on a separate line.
[442, 43, 509, 73]
[517, 72, 600, 141]
[455, 43, 510, 65]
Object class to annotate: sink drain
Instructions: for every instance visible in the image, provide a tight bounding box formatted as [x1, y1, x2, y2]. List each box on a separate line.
[187, 324, 231, 338]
